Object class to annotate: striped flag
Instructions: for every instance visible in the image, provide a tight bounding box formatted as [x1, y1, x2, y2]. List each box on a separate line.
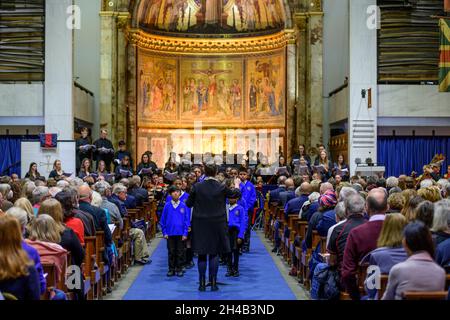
[439, 19, 450, 92]
[39, 133, 58, 148]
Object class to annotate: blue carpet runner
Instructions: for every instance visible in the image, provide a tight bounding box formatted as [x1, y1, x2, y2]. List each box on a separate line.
[123, 232, 296, 300]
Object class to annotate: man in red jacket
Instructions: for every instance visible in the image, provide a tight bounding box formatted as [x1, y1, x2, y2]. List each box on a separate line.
[341, 188, 388, 300]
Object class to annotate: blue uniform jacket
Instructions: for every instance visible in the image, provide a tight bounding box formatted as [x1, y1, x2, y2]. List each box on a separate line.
[316, 209, 336, 236]
[240, 180, 256, 212]
[165, 192, 191, 226]
[228, 204, 246, 239]
[160, 201, 190, 237]
[284, 194, 309, 217]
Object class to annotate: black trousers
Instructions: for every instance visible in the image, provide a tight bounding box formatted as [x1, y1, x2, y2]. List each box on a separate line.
[243, 210, 253, 249]
[228, 226, 241, 270]
[167, 236, 184, 271]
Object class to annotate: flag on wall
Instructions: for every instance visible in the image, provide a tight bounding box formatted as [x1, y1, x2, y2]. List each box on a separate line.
[39, 133, 58, 148]
[439, 19, 450, 92]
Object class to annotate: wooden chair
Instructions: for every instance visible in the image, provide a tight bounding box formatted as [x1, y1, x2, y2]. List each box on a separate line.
[95, 231, 110, 296]
[41, 263, 58, 300]
[402, 291, 448, 300]
[84, 236, 101, 299]
[378, 274, 389, 299]
[445, 274, 450, 290]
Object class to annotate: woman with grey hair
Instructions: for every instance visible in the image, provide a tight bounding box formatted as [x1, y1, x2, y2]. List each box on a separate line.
[431, 199, 450, 245]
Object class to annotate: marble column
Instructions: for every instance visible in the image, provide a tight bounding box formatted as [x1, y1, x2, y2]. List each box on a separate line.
[126, 33, 138, 166]
[99, 10, 117, 142]
[116, 13, 129, 144]
[307, 11, 324, 152]
[44, 0, 74, 140]
[294, 13, 308, 153]
[286, 29, 297, 162]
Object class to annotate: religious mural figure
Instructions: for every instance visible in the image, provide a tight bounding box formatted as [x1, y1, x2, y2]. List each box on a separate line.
[139, 0, 285, 34]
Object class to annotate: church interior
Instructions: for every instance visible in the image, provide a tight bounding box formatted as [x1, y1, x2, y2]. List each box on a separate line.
[0, 0, 450, 302]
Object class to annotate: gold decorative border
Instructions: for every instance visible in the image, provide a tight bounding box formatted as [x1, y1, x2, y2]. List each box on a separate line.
[128, 29, 290, 55]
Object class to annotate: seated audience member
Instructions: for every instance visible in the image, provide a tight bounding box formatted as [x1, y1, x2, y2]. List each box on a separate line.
[382, 221, 446, 300]
[37, 199, 84, 267]
[415, 200, 434, 228]
[316, 190, 338, 237]
[386, 176, 399, 191]
[6, 207, 45, 295]
[326, 202, 346, 248]
[78, 185, 112, 247]
[25, 214, 68, 282]
[268, 176, 287, 205]
[284, 182, 311, 218]
[418, 186, 442, 203]
[300, 192, 320, 221]
[279, 178, 296, 207]
[14, 198, 35, 230]
[387, 193, 404, 213]
[59, 189, 96, 237]
[388, 186, 402, 196]
[53, 193, 84, 246]
[431, 200, 450, 246]
[118, 179, 137, 209]
[0, 215, 41, 300]
[93, 181, 123, 229]
[341, 188, 388, 300]
[128, 175, 148, 207]
[436, 235, 450, 272]
[305, 183, 334, 248]
[31, 186, 50, 215]
[328, 194, 367, 272]
[362, 213, 408, 299]
[0, 184, 13, 212]
[111, 184, 150, 265]
[402, 196, 424, 222]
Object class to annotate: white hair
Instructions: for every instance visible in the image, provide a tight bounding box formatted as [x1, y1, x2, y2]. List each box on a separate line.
[91, 191, 103, 207]
[112, 183, 127, 195]
[432, 199, 450, 232]
[420, 179, 434, 189]
[295, 186, 302, 197]
[386, 176, 399, 188]
[338, 187, 357, 202]
[436, 179, 449, 191]
[49, 187, 62, 198]
[335, 202, 346, 220]
[56, 180, 70, 189]
[308, 192, 320, 203]
[70, 177, 84, 187]
[6, 207, 28, 228]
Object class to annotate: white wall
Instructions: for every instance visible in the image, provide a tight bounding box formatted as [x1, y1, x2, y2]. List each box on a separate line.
[323, 0, 350, 147]
[0, 83, 44, 116]
[329, 86, 349, 123]
[74, 0, 101, 136]
[323, 0, 350, 95]
[45, 0, 74, 140]
[378, 85, 450, 117]
[348, 0, 378, 174]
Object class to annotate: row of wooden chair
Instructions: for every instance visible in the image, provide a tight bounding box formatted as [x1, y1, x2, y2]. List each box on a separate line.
[40, 200, 158, 300]
[264, 198, 450, 300]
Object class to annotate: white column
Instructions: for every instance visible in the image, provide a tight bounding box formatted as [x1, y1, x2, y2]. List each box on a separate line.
[348, 0, 378, 174]
[44, 0, 74, 140]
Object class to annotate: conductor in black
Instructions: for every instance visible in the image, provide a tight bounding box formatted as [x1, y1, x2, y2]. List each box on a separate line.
[186, 163, 241, 292]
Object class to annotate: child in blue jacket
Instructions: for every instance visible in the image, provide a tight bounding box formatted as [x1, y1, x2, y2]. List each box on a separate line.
[226, 193, 246, 277]
[160, 186, 190, 277]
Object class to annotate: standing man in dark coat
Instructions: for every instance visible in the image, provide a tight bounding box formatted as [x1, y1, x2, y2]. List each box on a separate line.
[186, 164, 241, 292]
[93, 129, 114, 171]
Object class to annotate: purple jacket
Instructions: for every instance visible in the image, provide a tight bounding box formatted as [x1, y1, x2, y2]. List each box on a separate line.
[22, 240, 46, 295]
